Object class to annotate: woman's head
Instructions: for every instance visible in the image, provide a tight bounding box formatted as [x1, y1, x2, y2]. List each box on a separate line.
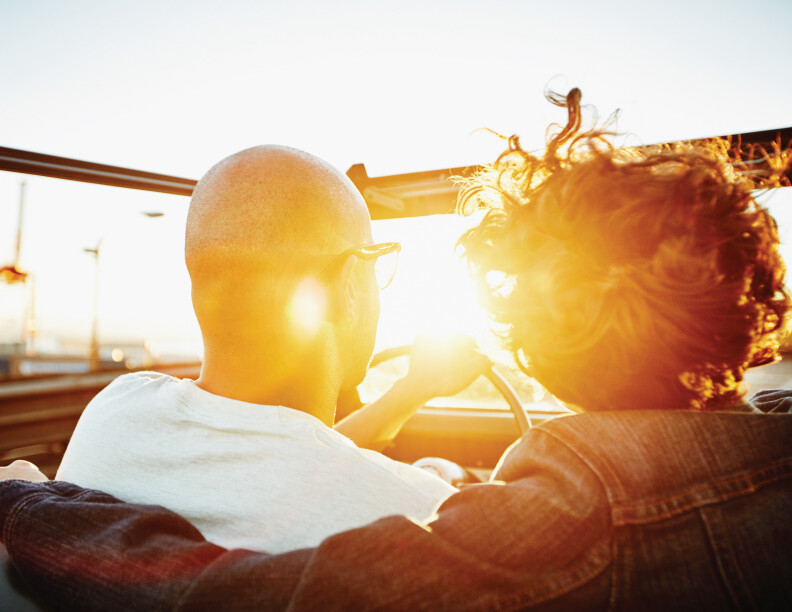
[458, 89, 791, 412]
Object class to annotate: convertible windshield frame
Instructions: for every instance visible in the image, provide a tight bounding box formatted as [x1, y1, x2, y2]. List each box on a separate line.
[2, 124, 789, 220]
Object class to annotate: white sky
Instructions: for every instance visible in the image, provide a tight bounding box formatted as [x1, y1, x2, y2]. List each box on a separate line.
[1, 0, 791, 354]
[3, 0, 791, 175]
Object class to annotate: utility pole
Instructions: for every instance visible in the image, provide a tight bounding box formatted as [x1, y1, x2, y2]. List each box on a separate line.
[84, 211, 163, 371]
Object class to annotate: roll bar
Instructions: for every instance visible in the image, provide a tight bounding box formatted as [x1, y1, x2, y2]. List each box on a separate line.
[1, 126, 789, 220]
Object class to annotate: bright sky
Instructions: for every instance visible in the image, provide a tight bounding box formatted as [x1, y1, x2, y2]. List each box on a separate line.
[1, 0, 791, 358]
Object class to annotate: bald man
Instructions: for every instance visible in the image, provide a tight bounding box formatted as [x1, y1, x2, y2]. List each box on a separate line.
[55, 146, 487, 554]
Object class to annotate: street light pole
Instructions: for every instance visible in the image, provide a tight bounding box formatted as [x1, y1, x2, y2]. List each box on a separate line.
[83, 211, 163, 371]
[83, 245, 101, 371]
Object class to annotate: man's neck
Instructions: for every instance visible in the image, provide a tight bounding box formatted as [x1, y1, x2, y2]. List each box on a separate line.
[195, 346, 339, 426]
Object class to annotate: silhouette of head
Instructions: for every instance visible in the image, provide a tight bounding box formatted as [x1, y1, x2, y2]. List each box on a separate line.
[186, 145, 379, 395]
[459, 89, 790, 412]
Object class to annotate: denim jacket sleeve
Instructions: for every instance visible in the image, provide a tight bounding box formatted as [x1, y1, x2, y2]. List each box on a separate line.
[0, 428, 612, 611]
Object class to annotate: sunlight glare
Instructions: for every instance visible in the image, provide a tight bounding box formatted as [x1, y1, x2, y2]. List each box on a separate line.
[287, 277, 327, 338]
[374, 215, 494, 351]
[485, 270, 515, 298]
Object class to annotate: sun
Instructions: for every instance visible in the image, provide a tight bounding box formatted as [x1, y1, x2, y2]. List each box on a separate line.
[372, 213, 493, 351]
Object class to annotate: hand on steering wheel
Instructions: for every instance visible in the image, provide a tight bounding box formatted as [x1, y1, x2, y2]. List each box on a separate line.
[369, 343, 531, 435]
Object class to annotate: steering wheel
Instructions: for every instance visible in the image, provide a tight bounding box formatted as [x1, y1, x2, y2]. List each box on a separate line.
[369, 345, 531, 435]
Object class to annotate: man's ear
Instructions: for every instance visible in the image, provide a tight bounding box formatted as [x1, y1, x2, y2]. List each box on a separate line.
[327, 256, 357, 324]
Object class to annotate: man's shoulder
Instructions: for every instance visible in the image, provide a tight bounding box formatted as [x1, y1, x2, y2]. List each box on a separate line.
[92, 370, 179, 403]
[105, 370, 176, 389]
[70, 371, 182, 433]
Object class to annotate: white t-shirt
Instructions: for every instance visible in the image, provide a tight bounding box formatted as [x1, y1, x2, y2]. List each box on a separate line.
[57, 372, 455, 553]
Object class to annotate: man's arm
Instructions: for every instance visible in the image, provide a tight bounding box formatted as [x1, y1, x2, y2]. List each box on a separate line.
[334, 333, 490, 451]
[0, 434, 610, 611]
[0, 479, 310, 611]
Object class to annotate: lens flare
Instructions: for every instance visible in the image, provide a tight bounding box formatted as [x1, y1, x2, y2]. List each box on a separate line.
[288, 277, 327, 338]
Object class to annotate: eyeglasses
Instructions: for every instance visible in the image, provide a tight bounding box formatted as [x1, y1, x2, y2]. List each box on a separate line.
[320, 242, 401, 290]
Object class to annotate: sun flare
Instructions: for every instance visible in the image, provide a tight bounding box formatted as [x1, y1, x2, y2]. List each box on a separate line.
[372, 214, 494, 351]
[287, 277, 327, 338]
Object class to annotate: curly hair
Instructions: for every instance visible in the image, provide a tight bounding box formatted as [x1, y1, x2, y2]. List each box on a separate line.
[457, 89, 791, 412]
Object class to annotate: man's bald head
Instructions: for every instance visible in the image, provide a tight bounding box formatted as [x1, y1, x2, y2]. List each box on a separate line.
[186, 145, 372, 279]
[186, 145, 375, 352]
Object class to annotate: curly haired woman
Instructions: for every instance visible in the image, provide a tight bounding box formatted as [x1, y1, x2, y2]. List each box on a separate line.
[458, 87, 790, 415]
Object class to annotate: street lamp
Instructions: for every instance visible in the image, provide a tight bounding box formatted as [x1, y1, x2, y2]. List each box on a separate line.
[83, 211, 164, 371]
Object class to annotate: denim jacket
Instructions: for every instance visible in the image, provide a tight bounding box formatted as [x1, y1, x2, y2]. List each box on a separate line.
[2, 390, 791, 611]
